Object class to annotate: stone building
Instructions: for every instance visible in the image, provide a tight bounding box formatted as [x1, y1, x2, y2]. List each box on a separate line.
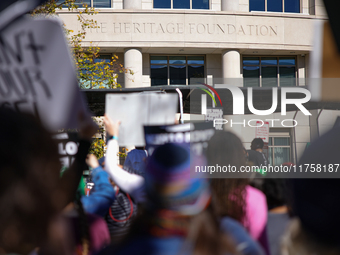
[60, 0, 339, 165]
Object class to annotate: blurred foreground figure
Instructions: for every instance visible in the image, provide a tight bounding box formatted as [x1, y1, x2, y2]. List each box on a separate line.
[0, 108, 95, 254]
[63, 154, 112, 255]
[85, 154, 138, 244]
[100, 143, 237, 255]
[282, 127, 340, 255]
[208, 131, 267, 255]
[0, 108, 62, 254]
[262, 178, 290, 255]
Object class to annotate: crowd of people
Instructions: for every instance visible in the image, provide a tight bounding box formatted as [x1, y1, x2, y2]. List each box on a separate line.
[1, 107, 340, 255]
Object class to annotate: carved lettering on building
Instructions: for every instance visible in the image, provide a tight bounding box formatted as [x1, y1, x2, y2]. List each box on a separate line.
[90, 22, 278, 36]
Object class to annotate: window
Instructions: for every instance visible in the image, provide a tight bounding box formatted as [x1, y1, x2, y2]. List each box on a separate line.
[249, 0, 300, 13]
[150, 56, 205, 86]
[59, 0, 112, 8]
[268, 132, 291, 166]
[243, 56, 296, 87]
[80, 54, 112, 89]
[153, 0, 209, 9]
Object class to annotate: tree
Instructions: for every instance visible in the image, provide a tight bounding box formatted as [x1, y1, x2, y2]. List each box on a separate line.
[32, 1, 132, 156]
[31, 0, 131, 89]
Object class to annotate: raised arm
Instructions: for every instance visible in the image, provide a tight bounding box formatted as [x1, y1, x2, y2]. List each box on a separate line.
[81, 154, 116, 217]
[103, 114, 145, 201]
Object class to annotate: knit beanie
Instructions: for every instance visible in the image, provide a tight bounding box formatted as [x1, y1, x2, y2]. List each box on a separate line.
[144, 143, 210, 216]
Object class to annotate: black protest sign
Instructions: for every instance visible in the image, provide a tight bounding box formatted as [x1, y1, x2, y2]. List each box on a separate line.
[144, 122, 215, 157]
[53, 132, 89, 170]
[0, 16, 90, 131]
[53, 132, 79, 168]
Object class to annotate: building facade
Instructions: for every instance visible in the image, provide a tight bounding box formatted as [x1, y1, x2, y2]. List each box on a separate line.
[60, 0, 339, 165]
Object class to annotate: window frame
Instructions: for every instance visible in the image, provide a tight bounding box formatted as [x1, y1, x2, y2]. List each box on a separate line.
[80, 53, 113, 89]
[268, 129, 292, 166]
[60, 0, 113, 8]
[242, 55, 297, 87]
[150, 55, 206, 86]
[249, 0, 301, 13]
[92, 0, 113, 8]
[153, 0, 210, 10]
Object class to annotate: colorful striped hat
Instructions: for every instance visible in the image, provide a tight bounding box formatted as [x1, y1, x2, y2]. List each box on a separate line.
[145, 143, 210, 216]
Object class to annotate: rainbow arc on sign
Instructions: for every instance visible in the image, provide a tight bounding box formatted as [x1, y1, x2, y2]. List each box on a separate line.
[199, 83, 223, 106]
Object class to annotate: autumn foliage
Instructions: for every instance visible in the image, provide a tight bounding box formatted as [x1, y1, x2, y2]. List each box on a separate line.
[32, 0, 131, 89]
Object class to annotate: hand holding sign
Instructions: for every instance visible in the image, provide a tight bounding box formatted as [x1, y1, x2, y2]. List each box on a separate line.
[104, 114, 120, 137]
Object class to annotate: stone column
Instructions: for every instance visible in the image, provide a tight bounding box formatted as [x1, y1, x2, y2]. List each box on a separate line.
[309, 109, 320, 141]
[222, 50, 241, 85]
[297, 54, 305, 86]
[221, 0, 239, 11]
[123, 0, 141, 9]
[124, 48, 143, 88]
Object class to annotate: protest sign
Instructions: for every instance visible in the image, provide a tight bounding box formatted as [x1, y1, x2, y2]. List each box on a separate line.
[0, 15, 90, 131]
[53, 132, 90, 170]
[105, 93, 178, 146]
[205, 107, 223, 130]
[0, 0, 50, 30]
[255, 121, 269, 143]
[144, 122, 215, 157]
[53, 132, 79, 168]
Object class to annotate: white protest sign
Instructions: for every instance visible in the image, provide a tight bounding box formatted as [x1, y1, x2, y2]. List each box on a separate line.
[255, 121, 269, 143]
[105, 93, 178, 146]
[205, 107, 223, 130]
[0, 16, 90, 131]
